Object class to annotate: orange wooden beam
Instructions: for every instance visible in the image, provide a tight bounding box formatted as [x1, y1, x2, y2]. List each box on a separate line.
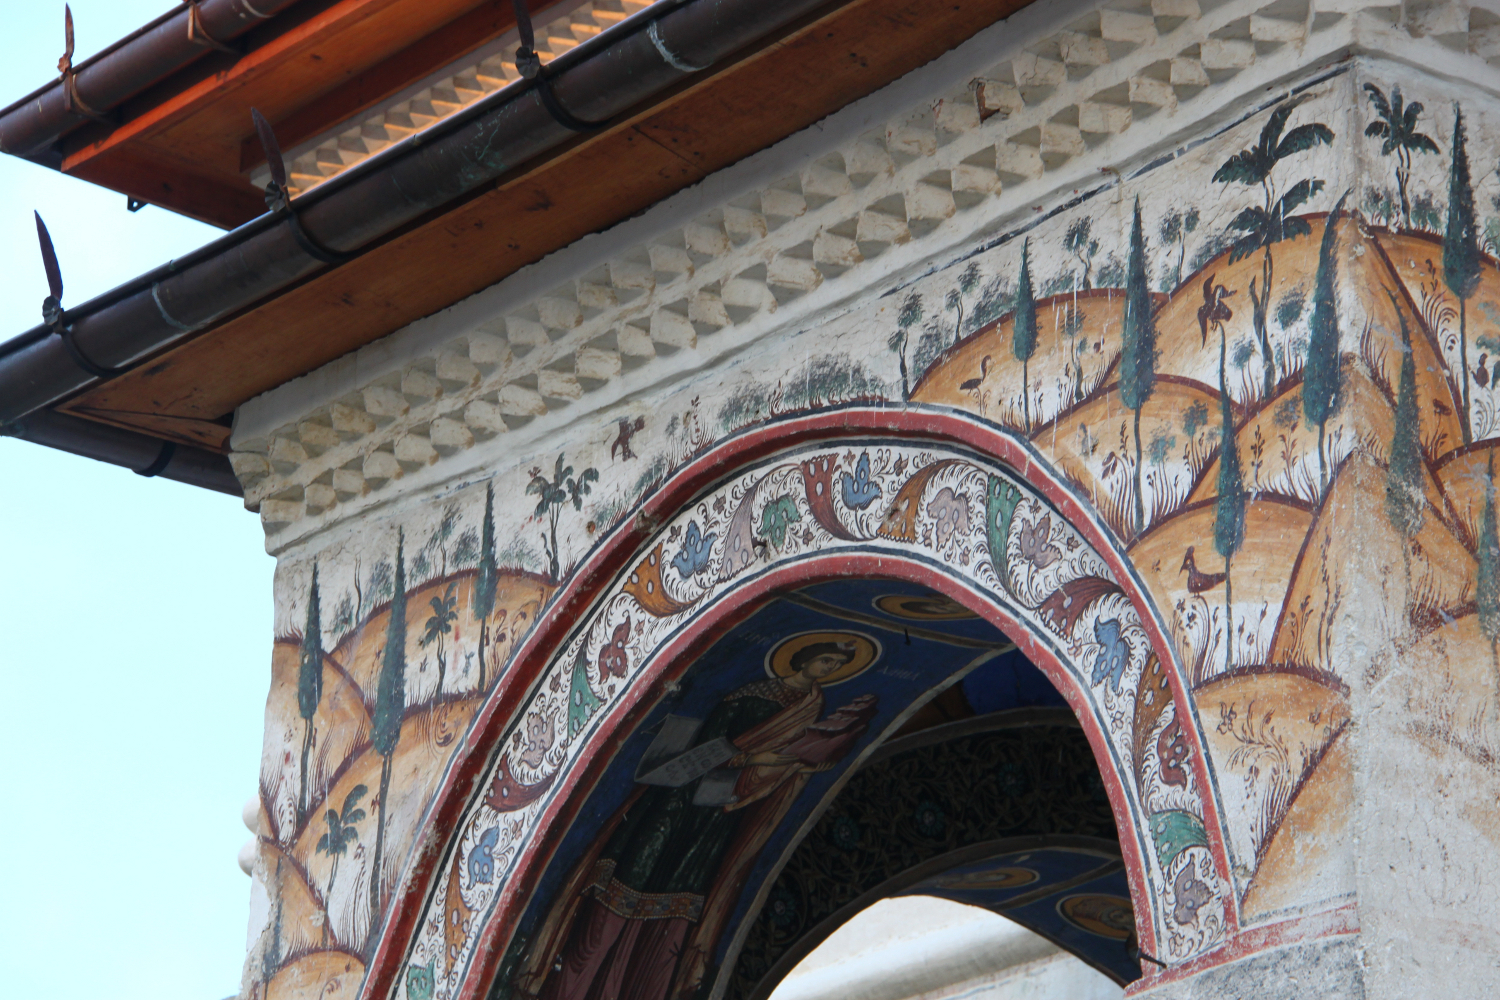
[62, 0, 1029, 441]
[59, 0, 514, 226]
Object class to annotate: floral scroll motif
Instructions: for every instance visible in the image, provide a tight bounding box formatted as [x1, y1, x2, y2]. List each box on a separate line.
[397, 441, 1228, 999]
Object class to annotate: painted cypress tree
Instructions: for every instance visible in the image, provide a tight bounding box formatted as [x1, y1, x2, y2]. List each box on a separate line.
[473, 482, 498, 690]
[888, 293, 923, 399]
[1304, 192, 1350, 495]
[369, 529, 407, 921]
[1478, 452, 1500, 650]
[1120, 198, 1158, 537]
[1444, 104, 1481, 446]
[1214, 320, 1246, 673]
[297, 564, 324, 826]
[1012, 239, 1038, 433]
[1385, 291, 1425, 540]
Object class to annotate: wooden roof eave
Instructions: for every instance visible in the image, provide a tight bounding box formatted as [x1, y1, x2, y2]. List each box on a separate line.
[56, 0, 1029, 454]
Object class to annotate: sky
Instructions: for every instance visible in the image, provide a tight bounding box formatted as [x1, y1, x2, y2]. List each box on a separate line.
[0, 5, 276, 1000]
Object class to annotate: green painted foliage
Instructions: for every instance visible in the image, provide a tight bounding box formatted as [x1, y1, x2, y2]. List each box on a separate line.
[1212, 97, 1334, 188]
[1363, 82, 1440, 229]
[298, 565, 324, 723]
[1012, 240, 1038, 430]
[1385, 293, 1425, 538]
[1215, 340, 1246, 562]
[759, 495, 801, 550]
[1121, 199, 1157, 536]
[316, 784, 368, 860]
[985, 476, 1022, 595]
[1150, 809, 1209, 868]
[1304, 192, 1349, 431]
[1224, 178, 1325, 263]
[373, 531, 408, 759]
[1120, 199, 1157, 412]
[1443, 105, 1481, 301]
[1214, 404, 1246, 560]
[529, 454, 600, 581]
[567, 646, 603, 739]
[474, 482, 498, 620]
[1012, 240, 1037, 365]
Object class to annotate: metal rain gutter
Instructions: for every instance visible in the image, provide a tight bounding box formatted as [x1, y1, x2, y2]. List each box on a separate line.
[6, 410, 243, 495]
[0, 0, 838, 433]
[0, 0, 306, 162]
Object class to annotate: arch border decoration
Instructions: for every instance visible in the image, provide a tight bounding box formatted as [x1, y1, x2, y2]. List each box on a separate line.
[371, 408, 1238, 1000]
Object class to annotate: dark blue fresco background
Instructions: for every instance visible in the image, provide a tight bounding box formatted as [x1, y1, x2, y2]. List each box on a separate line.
[514, 577, 1068, 973]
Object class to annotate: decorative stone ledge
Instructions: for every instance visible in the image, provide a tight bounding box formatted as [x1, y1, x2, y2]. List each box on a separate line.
[232, 0, 1500, 549]
[249, 0, 663, 197]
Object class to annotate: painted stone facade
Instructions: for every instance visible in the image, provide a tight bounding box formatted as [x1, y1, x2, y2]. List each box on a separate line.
[236, 3, 1500, 998]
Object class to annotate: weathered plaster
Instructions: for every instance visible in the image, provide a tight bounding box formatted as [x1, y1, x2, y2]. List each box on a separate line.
[236, 3, 1500, 999]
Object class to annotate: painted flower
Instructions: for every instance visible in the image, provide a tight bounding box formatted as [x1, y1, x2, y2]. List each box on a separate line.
[597, 617, 632, 682]
[406, 963, 435, 1000]
[928, 487, 971, 550]
[759, 495, 802, 550]
[997, 761, 1027, 797]
[1172, 866, 1212, 925]
[670, 520, 717, 577]
[1156, 718, 1190, 787]
[840, 452, 882, 509]
[1091, 618, 1129, 693]
[1017, 513, 1060, 568]
[914, 800, 946, 838]
[767, 885, 800, 929]
[831, 814, 861, 851]
[519, 712, 555, 769]
[467, 826, 499, 886]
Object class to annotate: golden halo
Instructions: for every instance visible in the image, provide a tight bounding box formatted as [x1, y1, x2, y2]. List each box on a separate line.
[1057, 894, 1135, 940]
[931, 866, 1038, 891]
[765, 631, 881, 686]
[873, 593, 979, 621]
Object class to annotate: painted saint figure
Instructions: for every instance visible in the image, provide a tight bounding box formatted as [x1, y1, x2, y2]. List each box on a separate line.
[517, 634, 880, 1000]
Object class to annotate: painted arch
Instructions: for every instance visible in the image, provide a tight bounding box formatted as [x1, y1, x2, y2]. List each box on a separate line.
[369, 409, 1237, 1000]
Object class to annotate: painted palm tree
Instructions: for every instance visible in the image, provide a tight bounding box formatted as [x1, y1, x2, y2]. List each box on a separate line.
[421, 581, 459, 696]
[1363, 83, 1440, 231]
[527, 453, 600, 582]
[315, 783, 367, 941]
[945, 262, 981, 347]
[1213, 95, 1334, 398]
[889, 292, 923, 399]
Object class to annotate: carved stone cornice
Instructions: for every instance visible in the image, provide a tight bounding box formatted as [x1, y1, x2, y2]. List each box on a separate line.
[230, 0, 1500, 549]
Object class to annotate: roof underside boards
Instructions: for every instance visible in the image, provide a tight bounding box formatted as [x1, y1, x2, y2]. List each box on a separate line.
[55, 0, 1030, 454]
[51, 0, 579, 228]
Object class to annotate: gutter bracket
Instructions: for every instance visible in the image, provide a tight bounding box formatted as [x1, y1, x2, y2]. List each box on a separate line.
[57, 6, 118, 127]
[280, 204, 357, 265]
[134, 439, 177, 477]
[511, 0, 610, 133]
[187, 1, 245, 56]
[252, 107, 357, 266]
[45, 302, 127, 379]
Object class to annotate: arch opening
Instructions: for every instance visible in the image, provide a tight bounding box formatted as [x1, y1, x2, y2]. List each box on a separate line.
[490, 577, 1139, 1000]
[383, 425, 1233, 1000]
[765, 890, 1125, 1000]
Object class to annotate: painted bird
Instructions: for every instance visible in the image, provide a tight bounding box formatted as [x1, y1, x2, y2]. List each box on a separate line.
[1180, 546, 1227, 593]
[1197, 275, 1235, 348]
[611, 415, 645, 461]
[1476, 353, 1491, 389]
[959, 355, 991, 393]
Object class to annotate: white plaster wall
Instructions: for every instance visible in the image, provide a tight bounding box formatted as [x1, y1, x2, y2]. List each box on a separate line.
[768, 896, 1123, 1000]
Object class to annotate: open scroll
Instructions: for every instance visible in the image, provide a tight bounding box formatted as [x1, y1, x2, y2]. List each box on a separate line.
[634, 715, 737, 788]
